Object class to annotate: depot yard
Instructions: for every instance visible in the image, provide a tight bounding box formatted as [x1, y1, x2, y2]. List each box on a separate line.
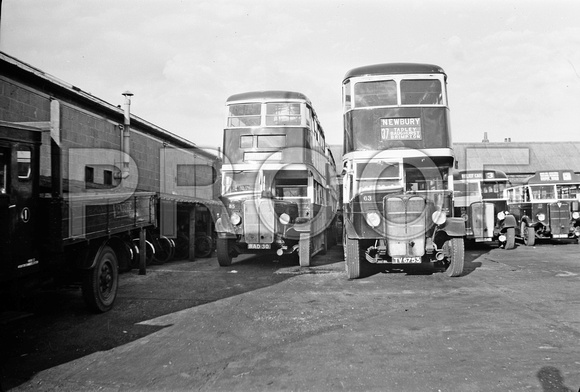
[2, 240, 580, 392]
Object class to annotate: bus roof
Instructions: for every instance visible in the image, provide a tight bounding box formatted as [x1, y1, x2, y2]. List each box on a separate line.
[453, 169, 509, 181]
[525, 170, 580, 185]
[343, 63, 446, 82]
[226, 91, 311, 105]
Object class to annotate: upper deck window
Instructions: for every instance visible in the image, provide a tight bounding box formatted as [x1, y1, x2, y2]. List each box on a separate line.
[343, 81, 352, 111]
[481, 182, 508, 199]
[401, 79, 442, 105]
[265, 103, 301, 126]
[228, 103, 261, 127]
[354, 80, 396, 107]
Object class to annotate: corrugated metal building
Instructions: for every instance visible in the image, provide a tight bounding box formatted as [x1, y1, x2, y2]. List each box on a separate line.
[329, 141, 580, 186]
[453, 141, 580, 184]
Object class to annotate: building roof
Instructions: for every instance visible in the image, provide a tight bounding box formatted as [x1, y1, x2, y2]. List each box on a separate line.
[453, 142, 580, 177]
[0, 51, 218, 160]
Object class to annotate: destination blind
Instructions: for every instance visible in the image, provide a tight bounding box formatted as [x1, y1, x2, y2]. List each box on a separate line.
[380, 117, 422, 140]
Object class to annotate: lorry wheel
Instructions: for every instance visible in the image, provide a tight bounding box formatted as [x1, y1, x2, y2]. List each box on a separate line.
[153, 235, 175, 264]
[216, 238, 233, 266]
[195, 235, 214, 258]
[522, 224, 536, 246]
[504, 228, 516, 250]
[82, 245, 119, 313]
[345, 236, 362, 279]
[443, 237, 465, 277]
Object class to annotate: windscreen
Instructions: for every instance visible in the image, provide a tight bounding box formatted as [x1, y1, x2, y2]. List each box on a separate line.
[454, 182, 480, 197]
[223, 171, 259, 193]
[530, 185, 556, 200]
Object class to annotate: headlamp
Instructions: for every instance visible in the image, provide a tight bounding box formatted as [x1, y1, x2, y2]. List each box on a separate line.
[230, 213, 242, 226]
[365, 211, 381, 228]
[432, 210, 447, 225]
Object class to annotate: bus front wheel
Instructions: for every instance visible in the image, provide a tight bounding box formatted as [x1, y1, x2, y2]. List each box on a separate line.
[522, 223, 536, 246]
[443, 237, 465, 277]
[504, 227, 515, 250]
[345, 236, 362, 279]
[216, 238, 234, 266]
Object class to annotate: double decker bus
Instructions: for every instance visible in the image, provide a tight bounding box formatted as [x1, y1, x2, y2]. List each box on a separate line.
[453, 170, 516, 248]
[341, 63, 465, 279]
[504, 170, 580, 245]
[215, 91, 339, 267]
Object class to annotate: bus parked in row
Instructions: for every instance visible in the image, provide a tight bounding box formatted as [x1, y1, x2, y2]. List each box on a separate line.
[215, 91, 339, 267]
[453, 170, 516, 248]
[504, 170, 580, 245]
[341, 63, 465, 279]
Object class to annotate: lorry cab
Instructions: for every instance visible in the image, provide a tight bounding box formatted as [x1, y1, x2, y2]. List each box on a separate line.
[0, 122, 42, 286]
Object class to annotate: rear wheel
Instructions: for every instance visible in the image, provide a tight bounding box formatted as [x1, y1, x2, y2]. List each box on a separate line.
[504, 227, 515, 250]
[195, 235, 214, 258]
[153, 235, 174, 264]
[443, 237, 465, 277]
[216, 238, 234, 266]
[82, 245, 118, 313]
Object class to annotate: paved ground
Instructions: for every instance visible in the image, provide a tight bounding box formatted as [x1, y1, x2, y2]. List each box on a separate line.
[2, 241, 580, 391]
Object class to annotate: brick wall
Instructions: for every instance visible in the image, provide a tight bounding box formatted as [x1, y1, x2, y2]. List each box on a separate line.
[0, 77, 218, 198]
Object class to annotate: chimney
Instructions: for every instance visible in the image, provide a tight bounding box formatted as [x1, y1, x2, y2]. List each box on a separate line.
[482, 132, 489, 143]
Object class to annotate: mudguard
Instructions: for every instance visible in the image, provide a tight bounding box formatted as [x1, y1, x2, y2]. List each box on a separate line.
[343, 216, 360, 240]
[79, 240, 109, 270]
[215, 217, 235, 235]
[502, 214, 517, 229]
[440, 217, 466, 237]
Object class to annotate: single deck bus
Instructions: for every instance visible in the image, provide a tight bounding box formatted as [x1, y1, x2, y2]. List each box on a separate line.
[215, 91, 339, 266]
[504, 170, 580, 245]
[341, 63, 465, 278]
[453, 170, 516, 248]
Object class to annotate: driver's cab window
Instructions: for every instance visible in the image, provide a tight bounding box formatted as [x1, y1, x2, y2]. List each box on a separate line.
[17, 146, 32, 181]
[0, 148, 9, 194]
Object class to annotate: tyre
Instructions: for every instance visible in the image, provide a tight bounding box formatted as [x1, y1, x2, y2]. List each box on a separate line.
[82, 245, 119, 313]
[173, 232, 190, 260]
[443, 237, 465, 277]
[522, 223, 536, 246]
[153, 235, 175, 264]
[504, 227, 515, 250]
[132, 239, 155, 265]
[216, 237, 233, 266]
[195, 235, 214, 258]
[345, 236, 362, 279]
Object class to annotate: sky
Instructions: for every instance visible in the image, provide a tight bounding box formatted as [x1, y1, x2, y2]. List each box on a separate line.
[1, 0, 580, 151]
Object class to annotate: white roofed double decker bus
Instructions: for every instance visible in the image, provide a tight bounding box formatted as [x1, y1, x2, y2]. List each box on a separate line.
[342, 63, 465, 278]
[215, 91, 339, 267]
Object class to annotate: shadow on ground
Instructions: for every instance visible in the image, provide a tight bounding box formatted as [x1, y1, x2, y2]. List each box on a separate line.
[0, 248, 330, 390]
